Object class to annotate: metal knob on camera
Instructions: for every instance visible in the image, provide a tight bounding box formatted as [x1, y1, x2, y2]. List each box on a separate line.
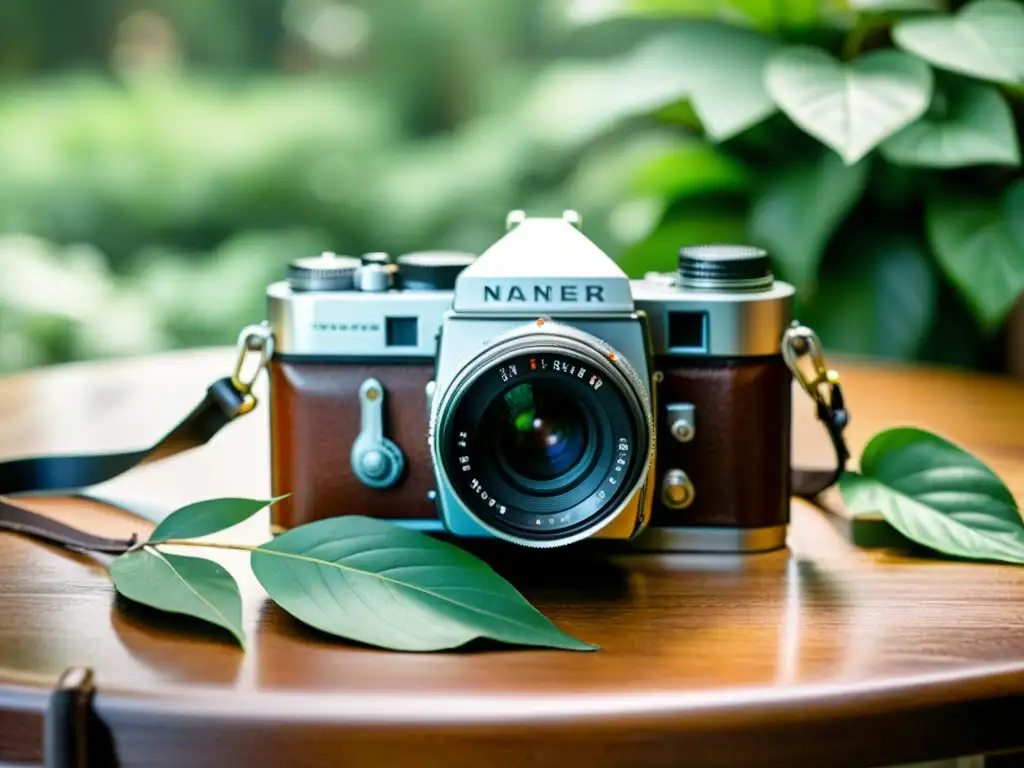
[351, 378, 405, 489]
[667, 402, 696, 443]
[661, 469, 695, 510]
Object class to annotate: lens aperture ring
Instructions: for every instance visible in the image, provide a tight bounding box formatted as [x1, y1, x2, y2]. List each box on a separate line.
[431, 321, 655, 547]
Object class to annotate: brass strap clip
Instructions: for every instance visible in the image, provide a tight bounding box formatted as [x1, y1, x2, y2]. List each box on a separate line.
[230, 321, 274, 416]
[782, 321, 840, 412]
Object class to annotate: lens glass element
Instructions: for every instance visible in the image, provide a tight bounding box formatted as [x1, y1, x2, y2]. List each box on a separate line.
[496, 383, 588, 481]
[439, 348, 648, 542]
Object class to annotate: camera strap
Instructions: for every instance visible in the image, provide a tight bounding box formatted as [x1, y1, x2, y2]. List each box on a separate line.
[0, 322, 849, 553]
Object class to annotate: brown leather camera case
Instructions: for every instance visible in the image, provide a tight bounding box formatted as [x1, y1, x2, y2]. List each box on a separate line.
[269, 359, 437, 531]
[650, 356, 791, 529]
[270, 355, 791, 533]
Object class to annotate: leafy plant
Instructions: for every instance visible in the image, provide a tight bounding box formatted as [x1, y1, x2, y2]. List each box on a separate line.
[840, 427, 1024, 563]
[560, 0, 1024, 369]
[109, 497, 596, 652]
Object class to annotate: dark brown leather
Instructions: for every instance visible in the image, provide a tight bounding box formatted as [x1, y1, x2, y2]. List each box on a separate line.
[269, 360, 437, 530]
[44, 667, 96, 768]
[651, 357, 791, 529]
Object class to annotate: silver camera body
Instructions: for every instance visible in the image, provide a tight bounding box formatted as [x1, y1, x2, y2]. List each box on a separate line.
[266, 210, 795, 552]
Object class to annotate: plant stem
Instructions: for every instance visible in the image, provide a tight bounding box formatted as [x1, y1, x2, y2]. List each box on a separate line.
[150, 539, 264, 553]
[841, 22, 874, 61]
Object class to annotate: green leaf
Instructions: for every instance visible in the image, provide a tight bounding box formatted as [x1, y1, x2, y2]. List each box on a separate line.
[250, 516, 596, 652]
[629, 137, 751, 199]
[926, 180, 1024, 331]
[893, 0, 1024, 84]
[150, 496, 283, 541]
[881, 78, 1021, 168]
[765, 47, 934, 164]
[799, 229, 936, 358]
[519, 49, 694, 151]
[110, 547, 246, 648]
[748, 150, 869, 293]
[849, 0, 943, 10]
[640, 24, 781, 141]
[617, 207, 748, 277]
[839, 428, 1024, 564]
[562, 0, 830, 30]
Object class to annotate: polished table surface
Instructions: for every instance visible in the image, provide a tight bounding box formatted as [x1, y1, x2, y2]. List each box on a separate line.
[1, 348, 1023, 767]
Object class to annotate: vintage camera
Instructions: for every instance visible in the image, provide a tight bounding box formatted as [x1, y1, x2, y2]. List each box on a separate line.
[265, 210, 795, 552]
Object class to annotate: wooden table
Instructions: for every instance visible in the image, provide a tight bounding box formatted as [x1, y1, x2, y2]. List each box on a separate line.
[1, 349, 1023, 768]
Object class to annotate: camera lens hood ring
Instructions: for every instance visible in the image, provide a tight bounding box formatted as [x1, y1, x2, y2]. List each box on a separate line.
[430, 322, 655, 548]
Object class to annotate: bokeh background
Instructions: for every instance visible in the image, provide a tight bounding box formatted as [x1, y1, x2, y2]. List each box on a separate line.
[1, 0, 1022, 376]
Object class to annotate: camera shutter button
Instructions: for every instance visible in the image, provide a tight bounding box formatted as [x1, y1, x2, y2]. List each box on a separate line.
[350, 378, 405, 489]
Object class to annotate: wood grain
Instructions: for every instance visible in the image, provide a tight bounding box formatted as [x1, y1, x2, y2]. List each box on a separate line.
[1, 349, 1024, 767]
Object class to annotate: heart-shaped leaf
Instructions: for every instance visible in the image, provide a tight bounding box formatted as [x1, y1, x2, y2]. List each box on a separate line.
[641, 24, 781, 141]
[881, 78, 1021, 168]
[765, 47, 934, 165]
[748, 149, 869, 293]
[250, 516, 596, 652]
[893, 0, 1024, 84]
[110, 547, 247, 647]
[839, 427, 1024, 564]
[150, 496, 283, 541]
[926, 180, 1024, 331]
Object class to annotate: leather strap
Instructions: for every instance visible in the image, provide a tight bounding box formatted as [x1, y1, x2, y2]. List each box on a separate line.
[791, 381, 850, 498]
[45, 667, 98, 768]
[0, 377, 248, 554]
[0, 370, 850, 553]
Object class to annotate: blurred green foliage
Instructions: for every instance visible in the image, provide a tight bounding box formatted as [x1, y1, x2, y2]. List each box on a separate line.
[0, 0, 1021, 374]
[560, 0, 1024, 370]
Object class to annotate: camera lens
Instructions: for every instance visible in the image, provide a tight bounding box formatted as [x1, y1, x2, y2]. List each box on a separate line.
[493, 383, 591, 483]
[434, 325, 653, 546]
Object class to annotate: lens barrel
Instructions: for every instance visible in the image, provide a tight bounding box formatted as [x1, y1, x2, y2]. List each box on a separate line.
[434, 327, 652, 545]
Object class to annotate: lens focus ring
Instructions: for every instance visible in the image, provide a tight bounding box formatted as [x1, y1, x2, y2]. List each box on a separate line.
[430, 322, 655, 548]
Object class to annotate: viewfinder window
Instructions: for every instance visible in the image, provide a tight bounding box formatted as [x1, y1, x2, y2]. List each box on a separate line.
[668, 311, 708, 351]
[385, 317, 418, 347]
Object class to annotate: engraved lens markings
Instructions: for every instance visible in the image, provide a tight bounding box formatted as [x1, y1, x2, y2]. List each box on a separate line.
[442, 350, 643, 538]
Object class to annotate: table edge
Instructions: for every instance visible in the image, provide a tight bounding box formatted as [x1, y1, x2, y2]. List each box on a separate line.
[4, 661, 1023, 727]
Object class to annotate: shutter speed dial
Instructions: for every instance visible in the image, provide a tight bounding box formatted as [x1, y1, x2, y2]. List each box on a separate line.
[287, 253, 361, 292]
[396, 251, 477, 290]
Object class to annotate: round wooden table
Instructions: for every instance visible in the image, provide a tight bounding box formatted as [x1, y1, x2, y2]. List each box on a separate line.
[1, 349, 1023, 768]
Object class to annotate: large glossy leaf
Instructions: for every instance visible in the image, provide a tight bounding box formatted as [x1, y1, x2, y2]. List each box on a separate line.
[850, 0, 943, 10]
[617, 207, 748, 277]
[748, 150, 869, 294]
[150, 497, 282, 541]
[881, 79, 1021, 168]
[562, 0, 826, 30]
[629, 137, 751, 199]
[639, 24, 781, 141]
[840, 428, 1024, 564]
[765, 47, 933, 164]
[926, 180, 1024, 331]
[798, 229, 936, 359]
[110, 547, 246, 647]
[893, 0, 1024, 84]
[250, 516, 596, 652]
[519, 47, 693, 151]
